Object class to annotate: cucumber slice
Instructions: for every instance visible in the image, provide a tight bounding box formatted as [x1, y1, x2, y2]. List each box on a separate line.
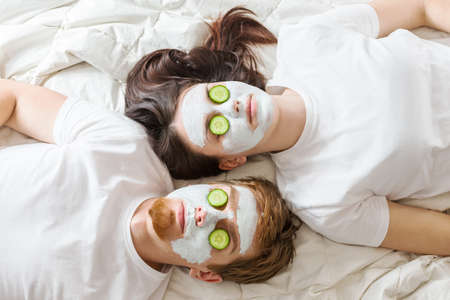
[207, 189, 228, 208]
[209, 229, 230, 250]
[208, 85, 230, 103]
[209, 115, 229, 135]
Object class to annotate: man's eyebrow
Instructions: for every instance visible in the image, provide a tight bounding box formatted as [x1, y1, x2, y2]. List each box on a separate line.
[229, 224, 238, 253]
[229, 186, 239, 254]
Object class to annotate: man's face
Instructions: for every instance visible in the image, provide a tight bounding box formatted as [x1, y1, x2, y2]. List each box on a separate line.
[148, 183, 261, 271]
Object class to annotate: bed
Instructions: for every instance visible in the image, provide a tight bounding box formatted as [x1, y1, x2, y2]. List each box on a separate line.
[1, 0, 450, 299]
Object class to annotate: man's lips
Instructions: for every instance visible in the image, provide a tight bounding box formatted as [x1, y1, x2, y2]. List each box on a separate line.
[178, 201, 185, 234]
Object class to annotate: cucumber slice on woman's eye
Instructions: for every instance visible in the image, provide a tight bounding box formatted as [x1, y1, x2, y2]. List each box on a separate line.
[209, 115, 229, 135]
[208, 85, 230, 103]
[207, 189, 228, 208]
[209, 229, 230, 250]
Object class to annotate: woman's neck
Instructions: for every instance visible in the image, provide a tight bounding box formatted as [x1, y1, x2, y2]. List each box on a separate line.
[258, 88, 306, 153]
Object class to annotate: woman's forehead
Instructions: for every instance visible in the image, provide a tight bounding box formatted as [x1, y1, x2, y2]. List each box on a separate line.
[178, 83, 208, 104]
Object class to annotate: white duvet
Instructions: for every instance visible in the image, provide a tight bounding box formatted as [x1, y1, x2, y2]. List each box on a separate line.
[1, 0, 450, 299]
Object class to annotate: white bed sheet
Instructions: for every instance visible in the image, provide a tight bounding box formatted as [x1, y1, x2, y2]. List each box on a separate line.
[1, 0, 449, 299]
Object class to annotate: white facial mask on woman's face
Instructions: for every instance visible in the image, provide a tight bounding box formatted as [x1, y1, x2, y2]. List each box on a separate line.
[167, 184, 259, 264]
[181, 81, 274, 154]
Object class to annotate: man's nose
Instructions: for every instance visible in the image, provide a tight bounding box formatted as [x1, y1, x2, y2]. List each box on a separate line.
[195, 207, 207, 227]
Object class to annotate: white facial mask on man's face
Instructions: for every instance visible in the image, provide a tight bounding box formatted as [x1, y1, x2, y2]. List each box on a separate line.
[181, 81, 274, 154]
[167, 184, 259, 264]
[234, 186, 258, 254]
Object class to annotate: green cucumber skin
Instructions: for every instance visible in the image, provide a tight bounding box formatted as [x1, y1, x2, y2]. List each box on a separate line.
[209, 115, 229, 135]
[208, 85, 230, 103]
[207, 189, 228, 207]
[209, 229, 230, 250]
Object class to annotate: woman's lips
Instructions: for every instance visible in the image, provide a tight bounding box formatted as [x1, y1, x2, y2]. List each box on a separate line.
[246, 94, 253, 126]
[246, 94, 257, 129]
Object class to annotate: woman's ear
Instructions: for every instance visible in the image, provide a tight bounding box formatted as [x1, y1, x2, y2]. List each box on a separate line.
[189, 268, 223, 283]
[218, 156, 247, 170]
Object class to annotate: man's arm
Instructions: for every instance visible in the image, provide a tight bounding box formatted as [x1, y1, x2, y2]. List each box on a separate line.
[0, 79, 66, 143]
[380, 200, 450, 255]
[369, 0, 450, 37]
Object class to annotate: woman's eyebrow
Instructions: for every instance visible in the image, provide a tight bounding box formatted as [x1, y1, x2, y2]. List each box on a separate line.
[204, 116, 210, 139]
[204, 83, 209, 100]
[204, 114, 218, 141]
[203, 85, 212, 139]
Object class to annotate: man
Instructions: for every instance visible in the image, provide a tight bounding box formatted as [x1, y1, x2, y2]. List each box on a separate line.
[0, 79, 300, 300]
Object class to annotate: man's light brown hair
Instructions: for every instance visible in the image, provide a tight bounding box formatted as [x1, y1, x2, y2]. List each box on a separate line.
[208, 177, 302, 284]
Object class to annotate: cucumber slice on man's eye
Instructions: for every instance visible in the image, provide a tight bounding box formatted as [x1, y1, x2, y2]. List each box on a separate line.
[209, 115, 229, 135]
[207, 189, 228, 208]
[209, 229, 230, 250]
[208, 85, 230, 103]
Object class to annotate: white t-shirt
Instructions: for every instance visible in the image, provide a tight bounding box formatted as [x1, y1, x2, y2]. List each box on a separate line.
[0, 98, 174, 300]
[268, 4, 450, 246]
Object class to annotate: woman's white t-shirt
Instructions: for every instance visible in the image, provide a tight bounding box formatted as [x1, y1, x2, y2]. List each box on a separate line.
[268, 4, 450, 246]
[0, 98, 174, 300]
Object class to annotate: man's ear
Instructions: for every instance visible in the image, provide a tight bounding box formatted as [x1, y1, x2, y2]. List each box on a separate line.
[218, 156, 247, 171]
[189, 268, 223, 283]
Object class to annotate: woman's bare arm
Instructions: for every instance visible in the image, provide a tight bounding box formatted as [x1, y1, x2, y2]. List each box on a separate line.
[381, 200, 450, 255]
[424, 0, 450, 33]
[370, 0, 450, 37]
[0, 79, 66, 143]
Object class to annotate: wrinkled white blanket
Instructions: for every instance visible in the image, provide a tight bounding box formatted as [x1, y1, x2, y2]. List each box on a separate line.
[1, 0, 449, 299]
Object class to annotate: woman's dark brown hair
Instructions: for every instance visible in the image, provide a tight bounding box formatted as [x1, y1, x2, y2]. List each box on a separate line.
[125, 7, 277, 179]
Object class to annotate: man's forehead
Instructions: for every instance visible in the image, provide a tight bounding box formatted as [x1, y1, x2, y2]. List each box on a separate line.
[233, 185, 259, 254]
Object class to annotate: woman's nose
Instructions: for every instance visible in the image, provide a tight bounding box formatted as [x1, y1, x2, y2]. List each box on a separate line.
[195, 207, 207, 227]
[233, 100, 240, 113]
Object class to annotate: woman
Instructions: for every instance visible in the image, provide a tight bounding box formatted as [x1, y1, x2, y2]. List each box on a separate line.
[125, 0, 450, 255]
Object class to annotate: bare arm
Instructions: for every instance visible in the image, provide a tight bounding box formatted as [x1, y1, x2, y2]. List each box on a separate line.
[369, 0, 450, 37]
[424, 0, 450, 33]
[0, 79, 66, 143]
[380, 200, 450, 255]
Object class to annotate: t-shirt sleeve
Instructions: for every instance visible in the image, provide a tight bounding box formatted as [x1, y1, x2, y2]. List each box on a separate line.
[53, 97, 146, 145]
[298, 195, 390, 247]
[270, 4, 381, 90]
[298, 4, 380, 38]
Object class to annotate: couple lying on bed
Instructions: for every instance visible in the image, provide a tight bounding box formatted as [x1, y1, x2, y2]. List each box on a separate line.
[1, 0, 450, 299]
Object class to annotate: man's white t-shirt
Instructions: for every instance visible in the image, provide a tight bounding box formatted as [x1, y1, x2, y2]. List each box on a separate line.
[268, 4, 450, 246]
[0, 98, 174, 300]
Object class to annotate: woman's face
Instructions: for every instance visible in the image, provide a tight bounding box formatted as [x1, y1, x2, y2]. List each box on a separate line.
[173, 81, 275, 157]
